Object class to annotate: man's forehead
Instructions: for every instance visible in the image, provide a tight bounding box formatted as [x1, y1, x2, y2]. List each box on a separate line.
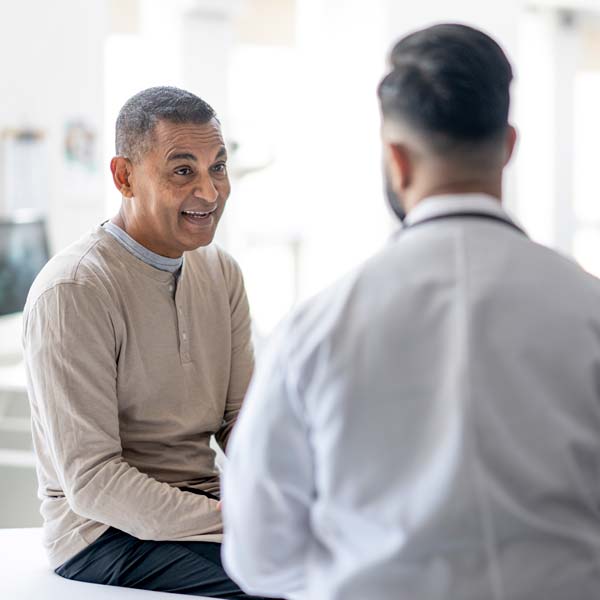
[154, 119, 225, 153]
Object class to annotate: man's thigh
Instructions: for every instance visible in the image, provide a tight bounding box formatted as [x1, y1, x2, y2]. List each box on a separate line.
[55, 527, 267, 599]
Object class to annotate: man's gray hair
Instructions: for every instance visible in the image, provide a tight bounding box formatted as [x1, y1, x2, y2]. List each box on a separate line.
[115, 86, 216, 162]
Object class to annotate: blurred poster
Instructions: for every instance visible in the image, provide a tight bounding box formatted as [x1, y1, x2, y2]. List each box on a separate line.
[64, 120, 96, 171]
[63, 120, 98, 197]
[0, 129, 48, 216]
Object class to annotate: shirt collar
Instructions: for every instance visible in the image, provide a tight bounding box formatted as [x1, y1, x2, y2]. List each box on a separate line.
[102, 221, 183, 274]
[403, 193, 514, 228]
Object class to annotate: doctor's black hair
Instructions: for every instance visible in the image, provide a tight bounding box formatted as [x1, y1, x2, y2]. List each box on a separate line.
[378, 24, 513, 148]
[115, 86, 216, 162]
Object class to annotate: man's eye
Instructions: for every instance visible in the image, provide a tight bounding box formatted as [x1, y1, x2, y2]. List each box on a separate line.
[212, 163, 227, 174]
[175, 167, 192, 176]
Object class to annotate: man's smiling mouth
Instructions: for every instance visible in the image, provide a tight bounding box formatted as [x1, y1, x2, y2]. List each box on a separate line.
[181, 207, 217, 220]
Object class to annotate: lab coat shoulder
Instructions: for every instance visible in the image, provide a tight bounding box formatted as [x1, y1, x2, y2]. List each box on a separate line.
[510, 233, 600, 313]
[270, 238, 435, 387]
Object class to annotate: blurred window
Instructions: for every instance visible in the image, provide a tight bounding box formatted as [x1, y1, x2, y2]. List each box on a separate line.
[0, 218, 49, 316]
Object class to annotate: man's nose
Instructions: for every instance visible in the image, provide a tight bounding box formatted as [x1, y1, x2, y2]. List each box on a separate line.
[193, 178, 218, 204]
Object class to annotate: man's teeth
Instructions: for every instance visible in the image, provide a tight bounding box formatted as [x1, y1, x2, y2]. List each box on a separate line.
[183, 210, 212, 217]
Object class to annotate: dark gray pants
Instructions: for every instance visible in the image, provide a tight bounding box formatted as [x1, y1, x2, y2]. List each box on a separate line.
[55, 526, 274, 599]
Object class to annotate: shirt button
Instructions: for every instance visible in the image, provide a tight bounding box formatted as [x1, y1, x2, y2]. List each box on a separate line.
[168, 285, 174, 292]
[178, 307, 182, 313]
[182, 332, 187, 340]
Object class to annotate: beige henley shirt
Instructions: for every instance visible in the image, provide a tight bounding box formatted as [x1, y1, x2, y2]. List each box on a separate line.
[22, 225, 254, 569]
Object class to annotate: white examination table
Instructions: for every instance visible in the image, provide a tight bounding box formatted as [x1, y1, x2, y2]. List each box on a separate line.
[0, 528, 215, 599]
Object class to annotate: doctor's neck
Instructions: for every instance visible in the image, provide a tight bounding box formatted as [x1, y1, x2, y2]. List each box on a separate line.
[403, 166, 504, 215]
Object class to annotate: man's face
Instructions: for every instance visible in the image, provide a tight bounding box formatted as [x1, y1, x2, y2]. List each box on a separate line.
[125, 118, 230, 257]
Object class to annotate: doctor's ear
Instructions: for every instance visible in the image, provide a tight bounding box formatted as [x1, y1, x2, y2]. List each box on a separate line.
[503, 125, 517, 166]
[386, 143, 412, 194]
[110, 156, 134, 198]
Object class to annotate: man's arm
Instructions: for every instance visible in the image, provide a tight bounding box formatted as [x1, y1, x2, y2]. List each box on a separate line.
[214, 255, 254, 453]
[221, 329, 313, 598]
[24, 282, 221, 540]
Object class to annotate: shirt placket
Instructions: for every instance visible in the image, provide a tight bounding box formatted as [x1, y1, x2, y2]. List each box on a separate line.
[172, 275, 191, 364]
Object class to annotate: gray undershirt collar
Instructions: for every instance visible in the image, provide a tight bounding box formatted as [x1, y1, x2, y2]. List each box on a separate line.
[102, 221, 183, 274]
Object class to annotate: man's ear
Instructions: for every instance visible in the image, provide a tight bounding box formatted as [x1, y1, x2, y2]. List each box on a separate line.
[110, 156, 134, 198]
[385, 142, 412, 194]
[504, 125, 517, 166]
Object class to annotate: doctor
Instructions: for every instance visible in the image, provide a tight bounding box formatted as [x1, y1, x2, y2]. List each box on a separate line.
[222, 23, 600, 600]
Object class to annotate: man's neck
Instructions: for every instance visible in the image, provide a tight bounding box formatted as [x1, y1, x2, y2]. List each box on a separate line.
[111, 210, 127, 232]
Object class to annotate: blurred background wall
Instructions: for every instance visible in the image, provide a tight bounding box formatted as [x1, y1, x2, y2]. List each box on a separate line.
[2, 0, 600, 527]
[0, 0, 108, 253]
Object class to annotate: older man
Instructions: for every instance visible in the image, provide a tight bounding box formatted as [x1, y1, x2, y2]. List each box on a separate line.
[23, 87, 265, 598]
[223, 24, 600, 600]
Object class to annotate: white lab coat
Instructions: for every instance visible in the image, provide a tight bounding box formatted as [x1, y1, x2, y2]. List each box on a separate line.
[222, 194, 600, 600]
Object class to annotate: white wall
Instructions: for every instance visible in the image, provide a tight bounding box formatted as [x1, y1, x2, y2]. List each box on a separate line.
[386, 0, 521, 49]
[289, 0, 395, 299]
[0, 0, 108, 253]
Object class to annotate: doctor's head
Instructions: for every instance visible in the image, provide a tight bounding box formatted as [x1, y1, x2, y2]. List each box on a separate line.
[378, 24, 516, 216]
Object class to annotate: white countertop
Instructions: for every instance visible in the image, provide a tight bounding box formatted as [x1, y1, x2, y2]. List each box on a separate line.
[0, 361, 27, 392]
[0, 312, 23, 366]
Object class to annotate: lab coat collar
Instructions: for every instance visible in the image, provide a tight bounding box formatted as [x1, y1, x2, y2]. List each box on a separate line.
[403, 193, 514, 228]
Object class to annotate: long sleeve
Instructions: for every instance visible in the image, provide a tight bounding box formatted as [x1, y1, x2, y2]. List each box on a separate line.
[215, 253, 254, 453]
[23, 281, 221, 541]
[221, 329, 313, 599]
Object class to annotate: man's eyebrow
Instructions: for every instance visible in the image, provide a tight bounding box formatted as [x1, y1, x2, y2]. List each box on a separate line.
[166, 147, 227, 162]
[167, 152, 197, 162]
